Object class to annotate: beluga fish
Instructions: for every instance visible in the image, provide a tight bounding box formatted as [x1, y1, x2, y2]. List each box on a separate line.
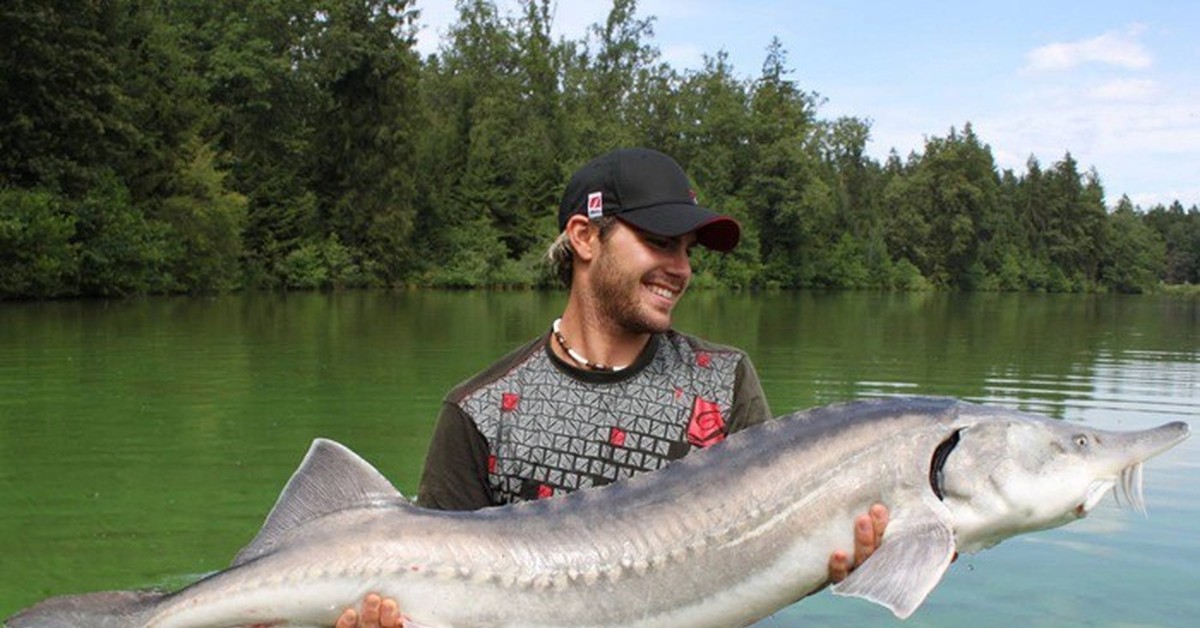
[5, 397, 1190, 627]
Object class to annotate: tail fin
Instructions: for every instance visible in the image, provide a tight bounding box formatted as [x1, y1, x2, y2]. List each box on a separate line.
[5, 589, 164, 628]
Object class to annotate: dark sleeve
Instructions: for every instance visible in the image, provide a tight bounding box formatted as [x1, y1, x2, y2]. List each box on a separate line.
[727, 354, 772, 434]
[416, 401, 495, 511]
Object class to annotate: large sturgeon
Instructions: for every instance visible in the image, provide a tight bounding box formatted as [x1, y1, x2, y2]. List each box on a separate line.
[6, 397, 1190, 627]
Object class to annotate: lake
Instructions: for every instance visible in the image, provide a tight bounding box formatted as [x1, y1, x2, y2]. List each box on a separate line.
[1, 291, 1197, 626]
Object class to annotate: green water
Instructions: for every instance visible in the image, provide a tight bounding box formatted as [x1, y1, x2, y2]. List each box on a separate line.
[1, 291, 1197, 626]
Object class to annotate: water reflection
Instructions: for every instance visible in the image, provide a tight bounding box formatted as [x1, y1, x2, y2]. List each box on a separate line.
[0, 291, 1196, 626]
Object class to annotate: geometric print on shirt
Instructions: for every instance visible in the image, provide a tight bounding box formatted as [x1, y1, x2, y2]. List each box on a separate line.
[460, 331, 741, 504]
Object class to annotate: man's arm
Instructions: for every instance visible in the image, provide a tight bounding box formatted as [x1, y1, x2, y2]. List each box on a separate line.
[727, 353, 773, 433]
[415, 401, 494, 510]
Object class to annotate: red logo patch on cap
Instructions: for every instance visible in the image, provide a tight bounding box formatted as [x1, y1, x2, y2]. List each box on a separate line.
[587, 191, 604, 219]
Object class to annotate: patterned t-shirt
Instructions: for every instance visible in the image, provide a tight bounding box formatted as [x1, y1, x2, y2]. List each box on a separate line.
[417, 330, 771, 509]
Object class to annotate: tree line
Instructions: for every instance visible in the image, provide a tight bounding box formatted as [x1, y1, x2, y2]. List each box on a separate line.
[2, 0, 1198, 299]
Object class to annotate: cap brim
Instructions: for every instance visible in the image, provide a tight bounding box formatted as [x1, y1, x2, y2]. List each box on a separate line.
[617, 204, 741, 252]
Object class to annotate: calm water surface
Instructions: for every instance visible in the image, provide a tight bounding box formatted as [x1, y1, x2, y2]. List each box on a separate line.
[1, 291, 1197, 626]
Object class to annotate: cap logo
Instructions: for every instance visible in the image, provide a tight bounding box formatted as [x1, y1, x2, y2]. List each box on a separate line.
[587, 191, 604, 219]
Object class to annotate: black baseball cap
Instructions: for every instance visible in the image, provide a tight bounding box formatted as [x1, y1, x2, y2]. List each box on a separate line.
[558, 148, 741, 252]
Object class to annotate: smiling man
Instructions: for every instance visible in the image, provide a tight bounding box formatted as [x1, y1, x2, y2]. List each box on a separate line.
[422, 148, 765, 508]
[336, 148, 887, 627]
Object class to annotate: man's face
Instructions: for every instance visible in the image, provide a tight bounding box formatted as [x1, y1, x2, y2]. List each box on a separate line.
[589, 220, 695, 335]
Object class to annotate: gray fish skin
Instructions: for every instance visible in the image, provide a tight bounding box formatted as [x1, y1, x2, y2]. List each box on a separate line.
[5, 397, 1190, 627]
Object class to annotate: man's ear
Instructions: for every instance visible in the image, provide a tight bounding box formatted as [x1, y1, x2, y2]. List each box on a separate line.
[565, 215, 599, 262]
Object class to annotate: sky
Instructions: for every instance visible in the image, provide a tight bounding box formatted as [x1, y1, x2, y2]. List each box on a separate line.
[412, 1, 1199, 209]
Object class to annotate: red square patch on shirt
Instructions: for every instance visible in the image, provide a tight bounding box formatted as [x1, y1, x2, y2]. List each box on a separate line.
[501, 392, 519, 412]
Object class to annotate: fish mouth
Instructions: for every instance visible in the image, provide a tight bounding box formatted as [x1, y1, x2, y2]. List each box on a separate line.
[1078, 463, 1145, 517]
[1078, 479, 1114, 517]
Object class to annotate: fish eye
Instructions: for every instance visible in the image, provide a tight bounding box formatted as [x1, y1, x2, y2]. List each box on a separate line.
[1074, 434, 1089, 448]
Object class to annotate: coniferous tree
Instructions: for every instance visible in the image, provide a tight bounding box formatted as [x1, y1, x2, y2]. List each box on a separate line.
[308, 0, 421, 286]
[2, 0, 1195, 297]
[1102, 196, 1165, 293]
[745, 38, 825, 288]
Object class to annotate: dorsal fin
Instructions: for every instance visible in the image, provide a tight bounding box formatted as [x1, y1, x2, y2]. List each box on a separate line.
[231, 438, 404, 566]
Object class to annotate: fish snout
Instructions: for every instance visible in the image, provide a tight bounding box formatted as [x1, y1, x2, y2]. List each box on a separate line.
[1136, 421, 1190, 460]
[1100, 421, 1190, 465]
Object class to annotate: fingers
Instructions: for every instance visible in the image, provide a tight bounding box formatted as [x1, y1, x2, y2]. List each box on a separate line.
[851, 504, 890, 568]
[827, 549, 851, 583]
[870, 503, 889, 548]
[340, 594, 403, 628]
[360, 593, 382, 626]
[829, 504, 890, 584]
[852, 513, 874, 568]
[380, 598, 401, 627]
[335, 609, 357, 628]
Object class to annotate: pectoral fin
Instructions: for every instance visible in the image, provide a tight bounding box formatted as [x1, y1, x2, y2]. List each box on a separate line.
[830, 514, 956, 619]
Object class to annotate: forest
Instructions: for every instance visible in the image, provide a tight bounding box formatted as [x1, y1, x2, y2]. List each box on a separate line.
[3, 0, 1198, 299]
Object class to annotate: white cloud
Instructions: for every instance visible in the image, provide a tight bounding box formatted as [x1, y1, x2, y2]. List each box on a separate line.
[1087, 78, 1157, 102]
[1024, 25, 1153, 72]
[974, 87, 1200, 207]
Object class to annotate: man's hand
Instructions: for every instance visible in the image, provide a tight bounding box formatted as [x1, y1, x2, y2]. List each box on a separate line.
[828, 503, 889, 583]
[335, 593, 403, 628]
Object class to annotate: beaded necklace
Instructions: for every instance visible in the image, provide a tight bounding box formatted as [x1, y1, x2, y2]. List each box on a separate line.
[551, 318, 629, 372]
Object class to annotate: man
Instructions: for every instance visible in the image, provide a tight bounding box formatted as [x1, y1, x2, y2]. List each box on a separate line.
[336, 148, 888, 627]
